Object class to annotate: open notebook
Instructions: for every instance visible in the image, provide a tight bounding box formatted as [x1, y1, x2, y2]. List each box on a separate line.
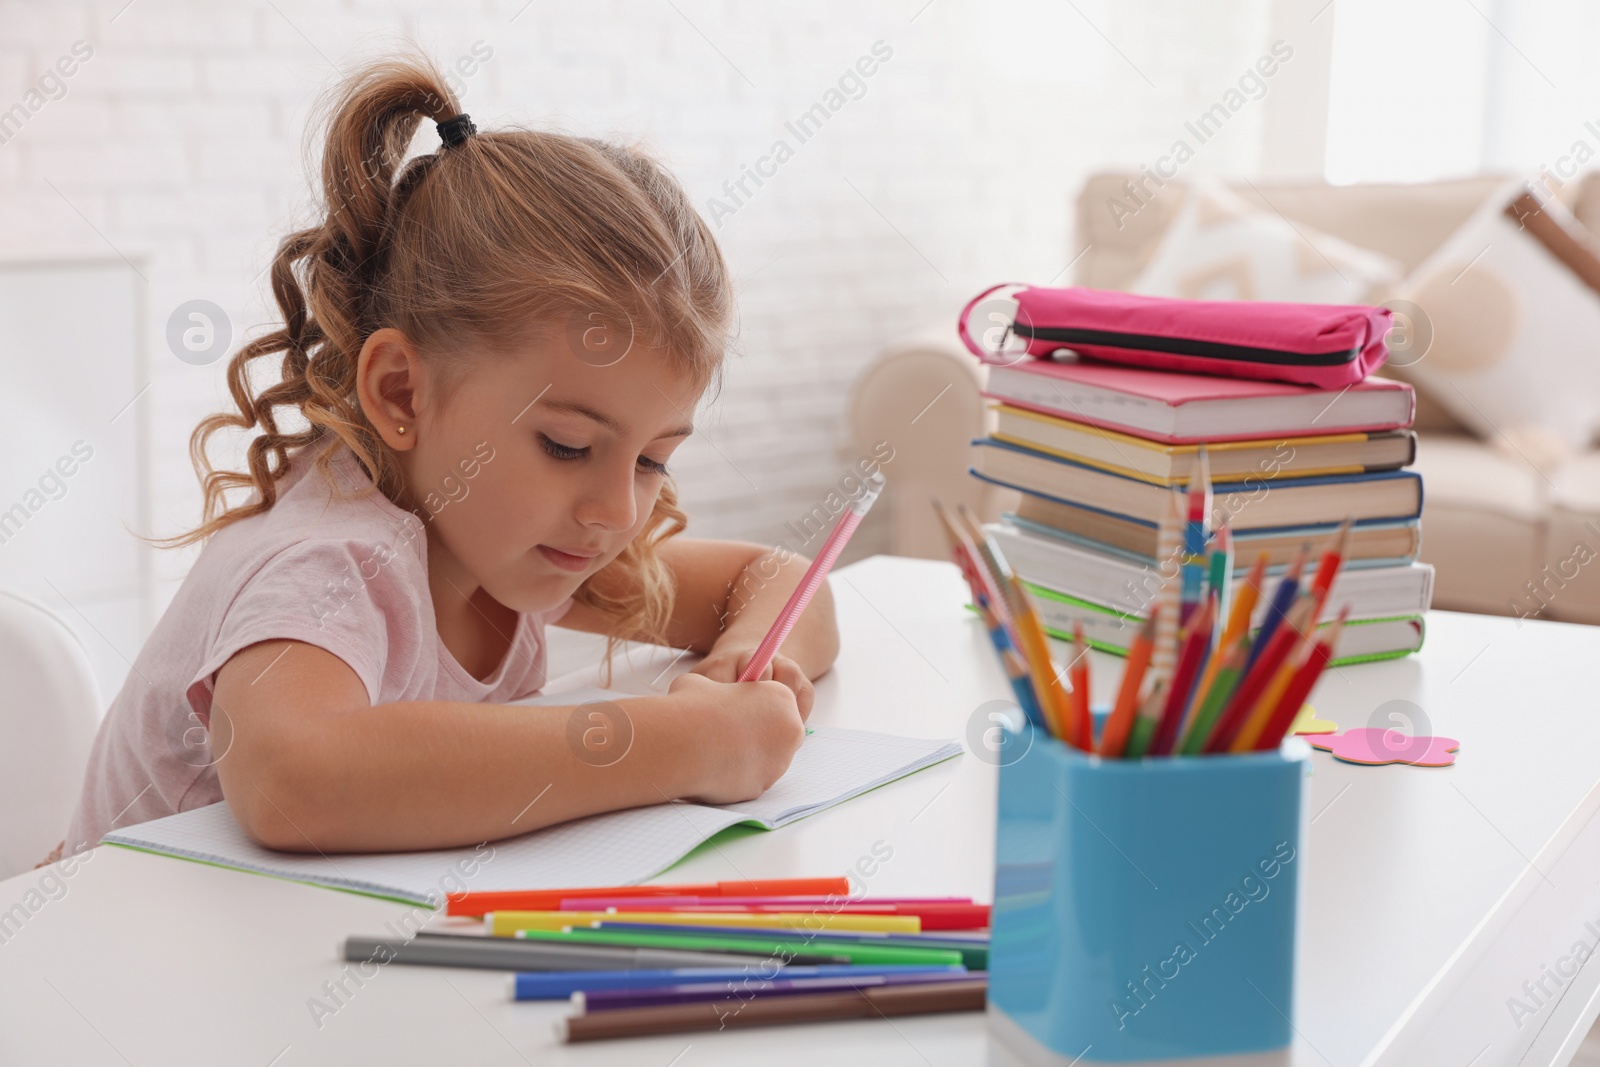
[102, 689, 961, 905]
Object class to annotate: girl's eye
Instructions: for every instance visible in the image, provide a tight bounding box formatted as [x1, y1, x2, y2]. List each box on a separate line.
[541, 434, 669, 476]
[539, 435, 588, 461]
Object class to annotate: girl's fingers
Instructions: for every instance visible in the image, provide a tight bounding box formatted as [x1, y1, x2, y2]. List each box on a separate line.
[771, 657, 815, 722]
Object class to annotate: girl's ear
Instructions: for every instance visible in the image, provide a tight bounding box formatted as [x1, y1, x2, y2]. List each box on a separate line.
[356, 328, 426, 451]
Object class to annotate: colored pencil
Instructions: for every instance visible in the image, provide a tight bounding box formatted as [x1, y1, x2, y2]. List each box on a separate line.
[573, 970, 980, 1013]
[1221, 550, 1270, 650]
[1179, 446, 1213, 629]
[1121, 678, 1169, 759]
[1069, 620, 1092, 750]
[1230, 624, 1310, 753]
[1152, 487, 1186, 681]
[554, 978, 989, 1041]
[1148, 593, 1215, 756]
[1177, 633, 1249, 755]
[510, 963, 963, 1001]
[1311, 517, 1352, 599]
[1202, 594, 1313, 753]
[1254, 608, 1348, 750]
[1206, 523, 1232, 645]
[514, 928, 965, 967]
[1098, 609, 1157, 757]
[958, 504, 1077, 743]
[488, 910, 920, 937]
[1184, 547, 1263, 738]
[739, 471, 884, 680]
[1241, 545, 1306, 679]
[447, 877, 851, 917]
[934, 501, 1046, 730]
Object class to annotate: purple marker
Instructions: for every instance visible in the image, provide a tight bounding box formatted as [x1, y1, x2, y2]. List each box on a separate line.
[573, 970, 987, 1013]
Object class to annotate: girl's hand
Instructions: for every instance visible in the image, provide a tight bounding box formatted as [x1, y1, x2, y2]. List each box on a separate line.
[690, 647, 815, 721]
[666, 673, 806, 804]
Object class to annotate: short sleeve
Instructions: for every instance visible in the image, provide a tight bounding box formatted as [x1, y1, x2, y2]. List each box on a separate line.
[184, 535, 430, 721]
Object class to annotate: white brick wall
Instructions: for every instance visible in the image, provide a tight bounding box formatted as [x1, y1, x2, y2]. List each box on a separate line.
[1, 0, 1276, 620]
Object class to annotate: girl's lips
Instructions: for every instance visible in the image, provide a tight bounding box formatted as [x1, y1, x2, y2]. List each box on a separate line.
[538, 544, 597, 572]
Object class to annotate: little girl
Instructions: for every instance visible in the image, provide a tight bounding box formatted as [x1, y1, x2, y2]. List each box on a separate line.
[63, 55, 839, 856]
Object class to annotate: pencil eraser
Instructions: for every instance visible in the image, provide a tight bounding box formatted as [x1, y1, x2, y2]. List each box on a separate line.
[571, 992, 586, 1012]
[483, 914, 493, 933]
[553, 1017, 570, 1042]
[506, 974, 516, 998]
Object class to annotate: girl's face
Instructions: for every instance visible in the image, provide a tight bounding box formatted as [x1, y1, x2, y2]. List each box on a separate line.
[398, 329, 704, 613]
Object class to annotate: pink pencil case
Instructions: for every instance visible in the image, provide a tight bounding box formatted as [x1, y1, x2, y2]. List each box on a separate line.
[959, 283, 1393, 389]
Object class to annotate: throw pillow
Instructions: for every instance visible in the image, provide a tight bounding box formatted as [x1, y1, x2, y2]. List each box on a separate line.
[1389, 175, 1600, 455]
[1130, 177, 1402, 305]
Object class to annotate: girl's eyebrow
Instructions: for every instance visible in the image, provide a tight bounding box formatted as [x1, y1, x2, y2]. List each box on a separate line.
[543, 398, 694, 439]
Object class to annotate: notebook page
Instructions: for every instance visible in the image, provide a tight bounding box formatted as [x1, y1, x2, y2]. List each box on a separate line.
[102, 726, 960, 905]
[715, 728, 963, 826]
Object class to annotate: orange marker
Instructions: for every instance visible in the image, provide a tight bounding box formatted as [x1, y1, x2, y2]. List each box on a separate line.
[447, 877, 852, 917]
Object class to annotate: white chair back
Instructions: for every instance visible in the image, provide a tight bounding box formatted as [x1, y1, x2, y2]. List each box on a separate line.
[0, 590, 101, 878]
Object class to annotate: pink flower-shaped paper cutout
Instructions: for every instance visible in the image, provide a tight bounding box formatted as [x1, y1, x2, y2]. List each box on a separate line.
[1309, 727, 1459, 767]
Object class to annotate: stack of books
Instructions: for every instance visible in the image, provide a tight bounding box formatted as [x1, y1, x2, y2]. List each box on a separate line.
[967, 357, 1432, 666]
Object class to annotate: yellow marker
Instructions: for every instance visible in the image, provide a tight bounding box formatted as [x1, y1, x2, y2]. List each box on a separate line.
[486, 910, 922, 938]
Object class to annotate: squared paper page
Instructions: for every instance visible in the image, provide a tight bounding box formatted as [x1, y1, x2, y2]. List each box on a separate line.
[102, 726, 959, 905]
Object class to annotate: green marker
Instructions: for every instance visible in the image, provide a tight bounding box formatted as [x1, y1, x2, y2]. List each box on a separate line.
[514, 927, 963, 967]
[585, 922, 991, 969]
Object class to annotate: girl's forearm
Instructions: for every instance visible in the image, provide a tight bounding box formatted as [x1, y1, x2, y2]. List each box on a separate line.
[715, 547, 840, 678]
[223, 693, 704, 853]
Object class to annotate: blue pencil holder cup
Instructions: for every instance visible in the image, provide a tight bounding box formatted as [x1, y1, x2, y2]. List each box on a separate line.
[987, 726, 1311, 1065]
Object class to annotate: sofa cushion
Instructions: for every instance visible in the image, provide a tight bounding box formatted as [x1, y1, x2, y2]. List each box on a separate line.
[1128, 179, 1400, 304]
[1391, 177, 1600, 454]
[1410, 433, 1545, 616]
[1541, 450, 1600, 624]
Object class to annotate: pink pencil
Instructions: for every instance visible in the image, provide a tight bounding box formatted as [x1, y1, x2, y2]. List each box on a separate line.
[738, 471, 886, 681]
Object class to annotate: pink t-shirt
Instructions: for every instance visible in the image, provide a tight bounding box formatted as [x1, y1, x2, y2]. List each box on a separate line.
[65, 439, 572, 852]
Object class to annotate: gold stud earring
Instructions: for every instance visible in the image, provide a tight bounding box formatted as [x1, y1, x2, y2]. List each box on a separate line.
[396, 426, 407, 436]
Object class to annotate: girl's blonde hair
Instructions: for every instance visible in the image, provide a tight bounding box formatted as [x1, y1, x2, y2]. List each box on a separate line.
[176, 53, 731, 667]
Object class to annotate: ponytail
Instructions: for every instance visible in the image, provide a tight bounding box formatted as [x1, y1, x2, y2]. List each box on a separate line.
[174, 58, 464, 543]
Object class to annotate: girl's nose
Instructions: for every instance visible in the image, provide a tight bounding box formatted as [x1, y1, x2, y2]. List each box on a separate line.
[573, 460, 638, 532]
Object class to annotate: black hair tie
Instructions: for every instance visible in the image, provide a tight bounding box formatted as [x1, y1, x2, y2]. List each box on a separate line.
[436, 113, 476, 148]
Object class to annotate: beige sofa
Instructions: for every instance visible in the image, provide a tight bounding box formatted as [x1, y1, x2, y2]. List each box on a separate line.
[850, 172, 1600, 625]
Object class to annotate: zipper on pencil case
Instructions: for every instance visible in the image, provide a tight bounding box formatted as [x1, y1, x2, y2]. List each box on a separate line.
[1011, 325, 1362, 367]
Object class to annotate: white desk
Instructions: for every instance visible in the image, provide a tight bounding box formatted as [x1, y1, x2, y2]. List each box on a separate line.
[4, 555, 1600, 1066]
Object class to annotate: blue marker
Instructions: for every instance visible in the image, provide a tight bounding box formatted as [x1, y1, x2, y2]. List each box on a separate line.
[510, 963, 965, 1000]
